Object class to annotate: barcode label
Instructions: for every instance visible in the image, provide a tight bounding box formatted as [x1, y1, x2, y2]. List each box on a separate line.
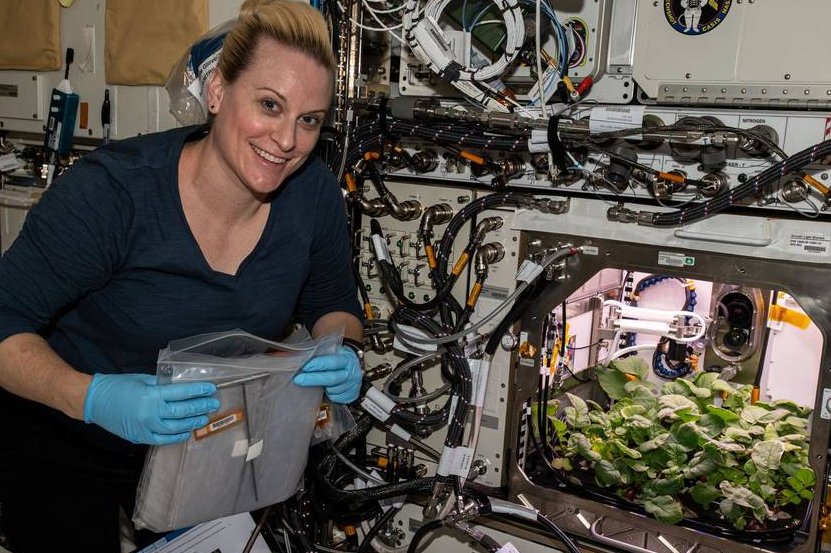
[194, 410, 244, 440]
[589, 105, 645, 137]
[789, 233, 830, 256]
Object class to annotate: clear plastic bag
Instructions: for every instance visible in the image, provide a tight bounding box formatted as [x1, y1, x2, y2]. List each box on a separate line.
[164, 19, 234, 126]
[133, 329, 341, 532]
[311, 401, 356, 446]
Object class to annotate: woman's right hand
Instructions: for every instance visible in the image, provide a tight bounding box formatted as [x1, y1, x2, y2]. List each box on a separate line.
[83, 373, 220, 445]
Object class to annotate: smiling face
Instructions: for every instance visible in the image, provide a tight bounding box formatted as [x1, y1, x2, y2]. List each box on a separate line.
[205, 37, 333, 198]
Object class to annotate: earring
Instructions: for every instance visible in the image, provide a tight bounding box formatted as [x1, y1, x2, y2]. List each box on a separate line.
[210, 104, 216, 112]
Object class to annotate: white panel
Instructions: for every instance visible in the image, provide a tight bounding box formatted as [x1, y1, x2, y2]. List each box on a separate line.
[0, 73, 43, 121]
[633, 0, 831, 106]
[762, 294, 823, 407]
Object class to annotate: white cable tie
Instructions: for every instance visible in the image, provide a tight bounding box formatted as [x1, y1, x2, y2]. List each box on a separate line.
[528, 129, 550, 153]
[437, 446, 455, 476]
[469, 358, 490, 407]
[515, 259, 544, 283]
[449, 394, 460, 420]
[488, 498, 538, 521]
[389, 423, 412, 442]
[496, 543, 520, 553]
[392, 324, 438, 353]
[392, 335, 432, 355]
[371, 234, 392, 264]
[451, 446, 475, 477]
[361, 386, 396, 422]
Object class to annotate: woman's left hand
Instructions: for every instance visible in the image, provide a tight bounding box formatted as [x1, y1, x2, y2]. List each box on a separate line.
[293, 346, 363, 403]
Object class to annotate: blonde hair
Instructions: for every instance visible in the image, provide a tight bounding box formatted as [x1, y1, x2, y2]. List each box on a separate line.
[218, 0, 336, 83]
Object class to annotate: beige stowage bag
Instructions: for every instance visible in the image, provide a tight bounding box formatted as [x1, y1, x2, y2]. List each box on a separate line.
[105, 0, 208, 85]
[0, 0, 61, 70]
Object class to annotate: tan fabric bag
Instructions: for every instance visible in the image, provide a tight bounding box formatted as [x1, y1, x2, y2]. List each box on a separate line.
[105, 0, 208, 85]
[0, 0, 61, 70]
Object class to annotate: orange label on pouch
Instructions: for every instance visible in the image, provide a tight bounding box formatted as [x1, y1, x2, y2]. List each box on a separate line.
[194, 409, 244, 440]
[316, 404, 331, 427]
[768, 304, 811, 330]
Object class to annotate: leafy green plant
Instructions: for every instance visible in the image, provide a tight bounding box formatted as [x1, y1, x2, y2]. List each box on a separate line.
[549, 357, 815, 531]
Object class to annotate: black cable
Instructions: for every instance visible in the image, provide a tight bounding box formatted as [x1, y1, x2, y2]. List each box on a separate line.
[370, 219, 461, 313]
[406, 519, 444, 553]
[357, 505, 402, 553]
[476, 502, 582, 553]
[534, 512, 582, 553]
[651, 138, 831, 226]
[282, 503, 316, 553]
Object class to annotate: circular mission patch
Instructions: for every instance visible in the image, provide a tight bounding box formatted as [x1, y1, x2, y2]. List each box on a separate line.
[664, 0, 732, 36]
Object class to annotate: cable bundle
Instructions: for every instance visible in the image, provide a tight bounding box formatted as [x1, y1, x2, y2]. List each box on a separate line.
[402, 0, 525, 111]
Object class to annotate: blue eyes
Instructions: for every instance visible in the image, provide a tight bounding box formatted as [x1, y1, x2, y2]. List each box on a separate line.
[260, 99, 321, 128]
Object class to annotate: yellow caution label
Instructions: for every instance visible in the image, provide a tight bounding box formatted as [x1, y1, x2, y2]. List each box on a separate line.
[769, 304, 811, 330]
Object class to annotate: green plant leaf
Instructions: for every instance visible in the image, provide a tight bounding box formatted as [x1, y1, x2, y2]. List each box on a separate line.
[690, 482, 720, 506]
[779, 416, 809, 433]
[586, 399, 604, 411]
[693, 372, 720, 389]
[621, 405, 647, 418]
[684, 452, 717, 479]
[675, 422, 706, 448]
[643, 475, 684, 497]
[698, 414, 726, 437]
[609, 356, 650, 379]
[596, 367, 629, 400]
[595, 459, 622, 487]
[724, 385, 753, 410]
[628, 415, 655, 430]
[657, 395, 699, 419]
[564, 393, 591, 428]
[672, 378, 712, 399]
[643, 496, 684, 525]
[759, 399, 812, 417]
[759, 408, 790, 424]
[694, 372, 735, 395]
[723, 426, 753, 444]
[551, 457, 573, 471]
[588, 410, 609, 426]
[569, 433, 601, 462]
[611, 439, 642, 459]
[662, 381, 690, 396]
[786, 467, 816, 491]
[719, 481, 773, 520]
[639, 433, 670, 452]
[704, 438, 746, 454]
[705, 405, 740, 423]
[752, 441, 785, 471]
[626, 383, 658, 409]
[741, 405, 771, 425]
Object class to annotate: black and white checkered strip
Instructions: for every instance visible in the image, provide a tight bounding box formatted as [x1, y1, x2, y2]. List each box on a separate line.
[517, 400, 532, 469]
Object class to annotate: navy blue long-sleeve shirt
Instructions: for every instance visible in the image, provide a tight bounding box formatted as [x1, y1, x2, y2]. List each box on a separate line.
[0, 125, 361, 453]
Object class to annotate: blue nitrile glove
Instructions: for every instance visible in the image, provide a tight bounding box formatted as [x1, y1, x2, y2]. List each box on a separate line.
[293, 346, 363, 404]
[83, 373, 220, 445]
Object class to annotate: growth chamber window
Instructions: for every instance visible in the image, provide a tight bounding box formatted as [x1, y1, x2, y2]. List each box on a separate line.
[507, 231, 829, 553]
